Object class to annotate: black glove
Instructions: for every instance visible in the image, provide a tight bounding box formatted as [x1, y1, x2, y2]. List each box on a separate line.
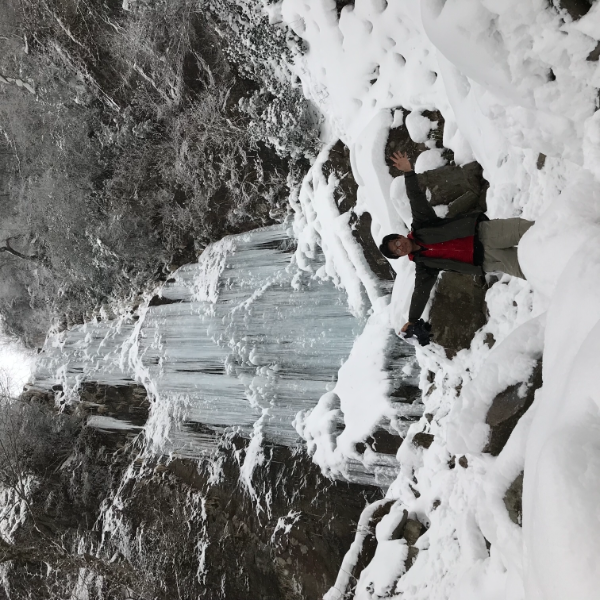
[403, 319, 433, 346]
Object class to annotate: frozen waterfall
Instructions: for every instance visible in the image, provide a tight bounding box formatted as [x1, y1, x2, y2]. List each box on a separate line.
[34, 225, 419, 483]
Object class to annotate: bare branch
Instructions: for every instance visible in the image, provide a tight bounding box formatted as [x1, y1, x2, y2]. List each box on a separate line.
[0, 239, 38, 261]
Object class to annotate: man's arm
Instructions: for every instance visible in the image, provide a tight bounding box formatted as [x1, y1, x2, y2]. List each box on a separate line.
[404, 172, 439, 227]
[390, 151, 438, 227]
[407, 262, 439, 323]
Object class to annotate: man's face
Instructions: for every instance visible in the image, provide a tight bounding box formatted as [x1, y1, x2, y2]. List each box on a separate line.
[387, 236, 412, 258]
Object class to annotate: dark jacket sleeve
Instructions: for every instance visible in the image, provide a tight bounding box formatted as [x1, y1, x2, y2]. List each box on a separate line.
[408, 262, 439, 322]
[405, 172, 439, 228]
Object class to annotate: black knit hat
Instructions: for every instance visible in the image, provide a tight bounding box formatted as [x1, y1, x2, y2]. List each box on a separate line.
[379, 233, 401, 259]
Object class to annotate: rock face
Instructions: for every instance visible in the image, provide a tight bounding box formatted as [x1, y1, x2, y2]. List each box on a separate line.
[326, 116, 491, 360]
[3, 416, 383, 600]
[385, 109, 487, 210]
[429, 273, 489, 355]
[484, 359, 543, 456]
[323, 140, 395, 281]
[77, 382, 150, 427]
[162, 442, 383, 600]
[356, 427, 404, 457]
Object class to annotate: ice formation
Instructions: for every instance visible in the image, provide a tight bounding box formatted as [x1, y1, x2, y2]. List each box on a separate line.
[34, 224, 417, 486]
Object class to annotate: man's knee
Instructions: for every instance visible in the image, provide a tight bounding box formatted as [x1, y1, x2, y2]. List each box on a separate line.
[483, 247, 526, 279]
[518, 218, 534, 238]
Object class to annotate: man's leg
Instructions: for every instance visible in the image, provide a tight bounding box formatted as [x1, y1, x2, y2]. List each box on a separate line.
[483, 247, 526, 279]
[478, 218, 534, 249]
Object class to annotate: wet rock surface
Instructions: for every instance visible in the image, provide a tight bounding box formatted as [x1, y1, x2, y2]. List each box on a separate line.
[429, 273, 489, 356]
[484, 359, 543, 456]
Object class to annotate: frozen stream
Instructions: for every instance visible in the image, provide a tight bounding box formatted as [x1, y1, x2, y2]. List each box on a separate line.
[34, 225, 418, 482]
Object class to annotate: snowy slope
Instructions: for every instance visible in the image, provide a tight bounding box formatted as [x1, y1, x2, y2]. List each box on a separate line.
[274, 0, 600, 598]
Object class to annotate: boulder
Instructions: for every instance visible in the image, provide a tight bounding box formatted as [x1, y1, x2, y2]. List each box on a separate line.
[536, 153, 547, 170]
[418, 162, 487, 210]
[429, 272, 488, 356]
[402, 519, 424, 546]
[390, 509, 409, 540]
[405, 546, 420, 570]
[412, 432, 434, 449]
[483, 359, 543, 456]
[504, 471, 524, 526]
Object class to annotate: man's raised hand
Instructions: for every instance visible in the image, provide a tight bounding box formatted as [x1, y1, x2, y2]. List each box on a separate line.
[390, 151, 412, 172]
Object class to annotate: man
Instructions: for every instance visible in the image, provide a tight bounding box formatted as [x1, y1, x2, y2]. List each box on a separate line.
[381, 151, 533, 333]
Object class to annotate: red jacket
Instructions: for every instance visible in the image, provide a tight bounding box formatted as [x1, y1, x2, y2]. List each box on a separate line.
[407, 232, 474, 265]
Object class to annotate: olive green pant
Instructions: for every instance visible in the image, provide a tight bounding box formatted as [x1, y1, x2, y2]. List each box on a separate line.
[478, 218, 534, 279]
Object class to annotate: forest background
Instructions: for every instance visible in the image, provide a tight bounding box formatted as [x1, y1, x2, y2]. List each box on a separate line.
[0, 0, 320, 347]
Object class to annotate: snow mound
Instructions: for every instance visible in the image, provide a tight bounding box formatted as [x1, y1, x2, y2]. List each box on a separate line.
[279, 0, 600, 597]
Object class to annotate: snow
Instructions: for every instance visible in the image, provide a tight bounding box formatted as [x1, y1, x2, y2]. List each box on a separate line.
[405, 111, 434, 144]
[0, 330, 34, 396]
[355, 539, 408, 598]
[414, 148, 446, 173]
[86, 415, 143, 431]
[277, 0, 600, 598]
